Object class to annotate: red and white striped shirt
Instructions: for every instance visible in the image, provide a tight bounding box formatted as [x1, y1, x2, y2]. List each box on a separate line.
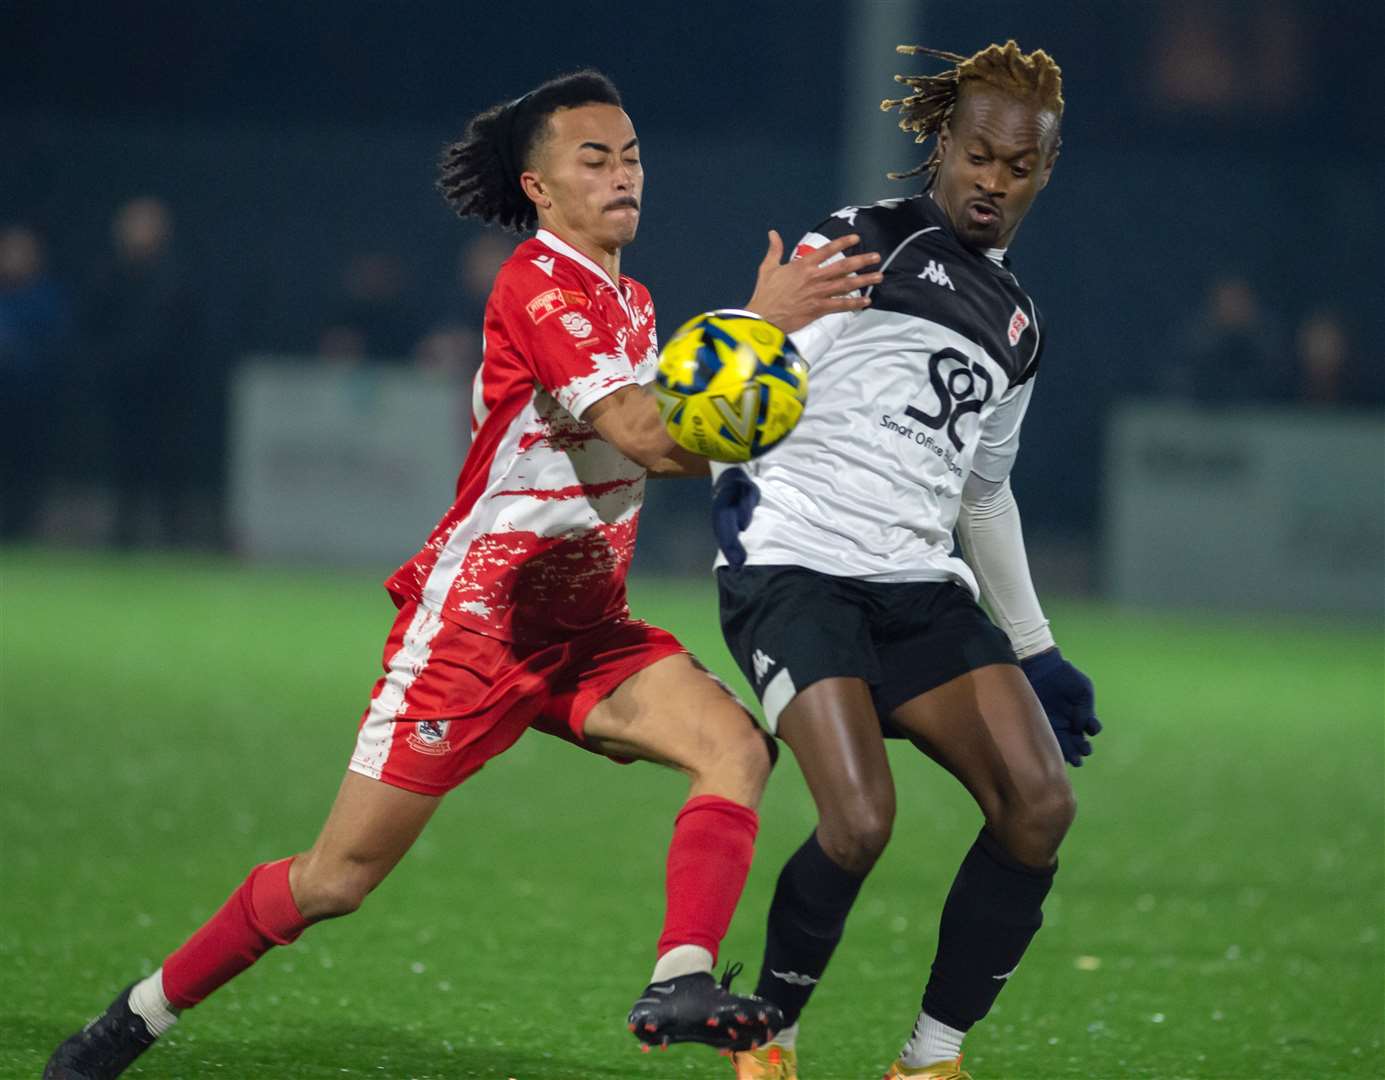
[386, 228, 659, 643]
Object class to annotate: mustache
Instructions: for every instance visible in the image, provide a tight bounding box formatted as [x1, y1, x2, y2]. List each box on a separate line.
[603, 196, 640, 212]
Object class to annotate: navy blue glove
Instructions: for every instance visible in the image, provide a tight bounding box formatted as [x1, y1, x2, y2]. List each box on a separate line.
[1021, 647, 1101, 767]
[711, 467, 760, 568]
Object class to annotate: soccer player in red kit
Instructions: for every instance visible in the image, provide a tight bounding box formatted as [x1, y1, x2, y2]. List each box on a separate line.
[44, 70, 882, 1079]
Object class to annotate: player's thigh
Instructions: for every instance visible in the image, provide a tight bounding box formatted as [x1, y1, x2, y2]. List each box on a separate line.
[292, 770, 442, 917]
[776, 676, 896, 836]
[889, 663, 1067, 825]
[582, 652, 768, 781]
[717, 564, 881, 736]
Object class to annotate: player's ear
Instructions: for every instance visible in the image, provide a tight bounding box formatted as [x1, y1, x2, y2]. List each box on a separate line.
[938, 119, 952, 158]
[520, 172, 550, 210]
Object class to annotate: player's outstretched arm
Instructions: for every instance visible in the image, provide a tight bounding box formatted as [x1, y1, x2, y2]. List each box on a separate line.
[958, 474, 1101, 765]
[586, 385, 711, 477]
[744, 230, 882, 334]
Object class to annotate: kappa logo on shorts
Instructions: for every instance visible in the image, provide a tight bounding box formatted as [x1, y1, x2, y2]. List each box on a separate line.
[407, 719, 453, 756]
[751, 648, 775, 684]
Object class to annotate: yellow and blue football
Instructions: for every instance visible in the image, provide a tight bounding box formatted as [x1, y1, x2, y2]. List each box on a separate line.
[652, 310, 808, 463]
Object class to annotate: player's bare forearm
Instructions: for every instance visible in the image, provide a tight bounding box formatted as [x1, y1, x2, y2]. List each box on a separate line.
[744, 230, 882, 334]
[586, 384, 708, 475]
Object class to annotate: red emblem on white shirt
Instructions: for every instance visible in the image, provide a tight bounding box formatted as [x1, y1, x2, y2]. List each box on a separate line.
[1008, 306, 1030, 347]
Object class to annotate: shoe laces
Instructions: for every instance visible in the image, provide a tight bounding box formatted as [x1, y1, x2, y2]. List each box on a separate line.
[718, 961, 744, 991]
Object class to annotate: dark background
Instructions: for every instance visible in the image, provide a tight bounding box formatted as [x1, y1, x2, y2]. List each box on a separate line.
[4, 0, 1382, 569]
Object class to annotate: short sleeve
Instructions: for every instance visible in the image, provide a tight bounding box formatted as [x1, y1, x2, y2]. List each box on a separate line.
[783, 217, 865, 365]
[495, 263, 636, 421]
[971, 375, 1036, 483]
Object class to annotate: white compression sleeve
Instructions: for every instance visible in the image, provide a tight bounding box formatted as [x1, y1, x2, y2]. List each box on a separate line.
[956, 475, 1055, 660]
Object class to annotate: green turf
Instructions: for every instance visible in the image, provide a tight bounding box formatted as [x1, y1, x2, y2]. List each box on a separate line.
[2, 549, 1381, 1079]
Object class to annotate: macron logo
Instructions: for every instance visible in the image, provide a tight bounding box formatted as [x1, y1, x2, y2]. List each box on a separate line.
[752, 648, 774, 683]
[919, 260, 955, 291]
[533, 255, 556, 277]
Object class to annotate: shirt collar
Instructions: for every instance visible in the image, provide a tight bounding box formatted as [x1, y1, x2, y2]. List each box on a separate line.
[534, 228, 634, 323]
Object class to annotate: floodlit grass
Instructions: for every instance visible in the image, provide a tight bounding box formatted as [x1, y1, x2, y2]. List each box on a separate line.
[2, 549, 1381, 1078]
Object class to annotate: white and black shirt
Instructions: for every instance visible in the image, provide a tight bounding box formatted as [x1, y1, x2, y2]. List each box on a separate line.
[723, 194, 1045, 602]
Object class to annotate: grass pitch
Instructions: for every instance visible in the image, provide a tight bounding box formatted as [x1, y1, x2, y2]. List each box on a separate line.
[2, 549, 1381, 1079]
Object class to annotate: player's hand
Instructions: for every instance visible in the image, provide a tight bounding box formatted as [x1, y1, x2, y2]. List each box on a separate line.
[744, 230, 882, 334]
[1020, 647, 1101, 767]
[712, 467, 760, 568]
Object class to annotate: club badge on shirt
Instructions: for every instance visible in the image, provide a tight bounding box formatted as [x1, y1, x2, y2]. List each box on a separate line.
[560, 311, 594, 339]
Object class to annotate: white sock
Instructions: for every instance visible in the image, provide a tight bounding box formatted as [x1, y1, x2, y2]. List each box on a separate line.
[127, 968, 181, 1038]
[650, 944, 713, 983]
[900, 1011, 964, 1068]
[771, 1021, 799, 1049]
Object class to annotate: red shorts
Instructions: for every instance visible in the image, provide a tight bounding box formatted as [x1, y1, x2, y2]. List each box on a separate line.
[348, 599, 686, 796]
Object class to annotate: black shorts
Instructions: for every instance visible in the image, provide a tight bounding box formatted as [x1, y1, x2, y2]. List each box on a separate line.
[717, 564, 1018, 736]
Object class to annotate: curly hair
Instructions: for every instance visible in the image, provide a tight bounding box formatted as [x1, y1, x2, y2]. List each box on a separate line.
[881, 40, 1064, 183]
[438, 69, 622, 232]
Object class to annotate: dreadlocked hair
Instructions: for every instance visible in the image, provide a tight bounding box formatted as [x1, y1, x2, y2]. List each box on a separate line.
[438, 69, 622, 233]
[880, 39, 1063, 183]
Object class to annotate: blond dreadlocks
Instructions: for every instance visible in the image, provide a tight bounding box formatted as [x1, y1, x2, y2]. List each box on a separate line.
[881, 40, 1064, 182]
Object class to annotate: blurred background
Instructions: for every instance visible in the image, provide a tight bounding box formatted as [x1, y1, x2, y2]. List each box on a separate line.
[3, 0, 1383, 606]
[4, 5, 1383, 1078]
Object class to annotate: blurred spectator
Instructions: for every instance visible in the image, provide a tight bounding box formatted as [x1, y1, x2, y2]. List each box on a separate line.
[405, 233, 507, 432]
[0, 225, 71, 539]
[327, 252, 417, 361]
[450, 233, 511, 327]
[413, 324, 479, 380]
[1165, 274, 1289, 406]
[87, 197, 204, 547]
[316, 323, 368, 366]
[1294, 308, 1383, 408]
[1149, 0, 1304, 115]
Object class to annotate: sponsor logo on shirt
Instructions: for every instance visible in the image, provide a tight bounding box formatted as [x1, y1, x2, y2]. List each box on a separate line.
[526, 288, 566, 324]
[1008, 305, 1030, 346]
[527, 290, 590, 326]
[902, 346, 995, 452]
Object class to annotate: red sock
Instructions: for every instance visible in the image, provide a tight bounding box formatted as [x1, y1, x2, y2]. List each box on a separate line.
[162, 857, 311, 1008]
[657, 795, 759, 960]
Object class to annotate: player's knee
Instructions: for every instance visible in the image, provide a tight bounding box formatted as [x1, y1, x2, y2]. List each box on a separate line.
[292, 855, 378, 920]
[695, 707, 773, 785]
[819, 800, 894, 875]
[1002, 783, 1075, 862]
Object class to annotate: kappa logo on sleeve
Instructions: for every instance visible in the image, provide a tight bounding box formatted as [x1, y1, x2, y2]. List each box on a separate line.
[526, 289, 566, 324]
[1008, 305, 1031, 346]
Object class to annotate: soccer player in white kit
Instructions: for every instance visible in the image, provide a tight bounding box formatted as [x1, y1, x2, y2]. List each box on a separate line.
[717, 43, 1101, 1080]
[44, 70, 884, 1079]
